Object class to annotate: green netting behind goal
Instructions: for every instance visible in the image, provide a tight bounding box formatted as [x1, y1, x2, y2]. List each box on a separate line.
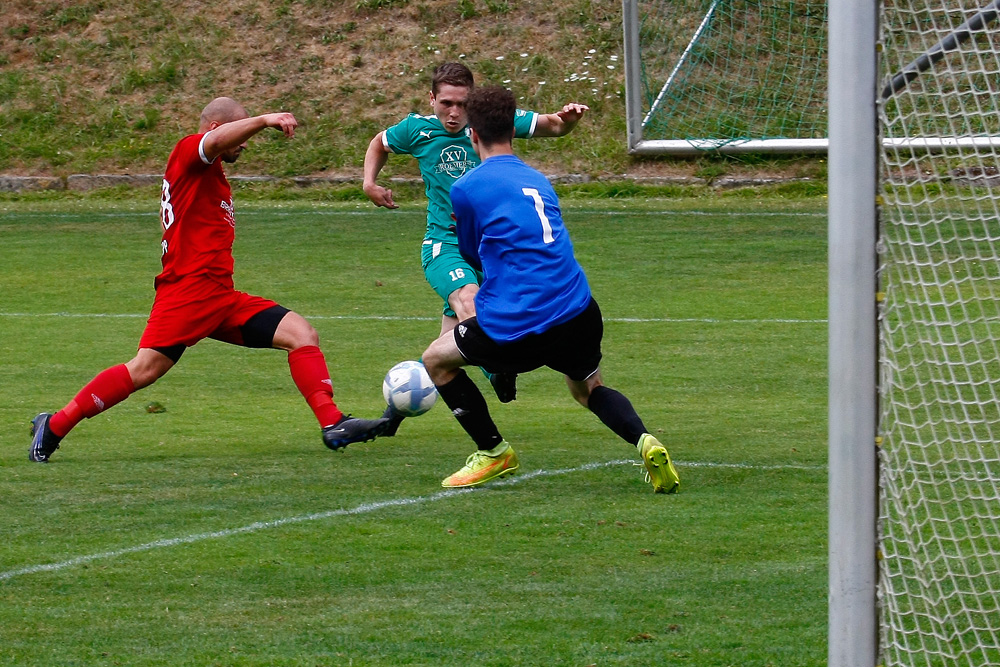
[630, 0, 827, 150]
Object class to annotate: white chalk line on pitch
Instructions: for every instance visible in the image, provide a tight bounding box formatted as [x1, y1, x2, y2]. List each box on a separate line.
[0, 458, 824, 583]
[0, 312, 828, 324]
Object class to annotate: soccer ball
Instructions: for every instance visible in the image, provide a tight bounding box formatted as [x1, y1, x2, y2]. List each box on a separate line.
[382, 360, 438, 417]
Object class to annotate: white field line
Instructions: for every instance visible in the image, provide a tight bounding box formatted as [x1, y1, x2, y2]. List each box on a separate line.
[0, 312, 828, 325]
[0, 458, 824, 583]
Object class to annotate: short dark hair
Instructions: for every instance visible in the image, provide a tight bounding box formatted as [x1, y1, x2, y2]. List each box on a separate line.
[466, 86, 516, 146]
[431, 62, 474, 94]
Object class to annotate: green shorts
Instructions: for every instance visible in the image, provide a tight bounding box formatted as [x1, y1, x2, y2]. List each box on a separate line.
[421, 240, 483, 318]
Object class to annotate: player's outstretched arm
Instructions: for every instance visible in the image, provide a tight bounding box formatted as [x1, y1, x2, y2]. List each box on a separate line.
[532, 103, 590, 137]
[202, 113, 297, 161]
[362, 132, 398, 209]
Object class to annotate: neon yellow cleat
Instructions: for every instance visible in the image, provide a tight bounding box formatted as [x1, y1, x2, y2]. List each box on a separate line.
[442, 442, 520, 488]
[638, 433, 680, 494]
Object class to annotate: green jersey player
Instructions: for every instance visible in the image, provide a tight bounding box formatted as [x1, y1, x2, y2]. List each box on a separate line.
[363, 62, 588, 431]
[364, 63, 587, 330]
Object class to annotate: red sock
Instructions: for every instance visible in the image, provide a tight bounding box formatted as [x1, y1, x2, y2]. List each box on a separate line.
[288, 345, 343, 428]
[49, 364, 136, 437]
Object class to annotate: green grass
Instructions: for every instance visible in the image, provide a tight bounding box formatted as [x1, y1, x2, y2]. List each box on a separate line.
[0, 196, 828, 665]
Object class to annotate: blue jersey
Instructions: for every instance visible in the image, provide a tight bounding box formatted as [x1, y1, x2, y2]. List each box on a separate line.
[450, 154, 592, 342]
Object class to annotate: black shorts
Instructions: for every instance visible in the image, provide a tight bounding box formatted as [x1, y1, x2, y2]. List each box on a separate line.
[454, 297, 603, 382]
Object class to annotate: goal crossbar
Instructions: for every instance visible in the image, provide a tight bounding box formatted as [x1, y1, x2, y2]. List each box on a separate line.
[627, 138, 1000, 156]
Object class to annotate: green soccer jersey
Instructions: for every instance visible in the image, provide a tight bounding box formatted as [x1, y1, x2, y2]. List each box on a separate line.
[382, 109, 538, 242]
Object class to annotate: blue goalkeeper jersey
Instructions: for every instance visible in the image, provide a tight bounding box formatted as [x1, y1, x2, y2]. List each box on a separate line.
[450, 154, 592, 342]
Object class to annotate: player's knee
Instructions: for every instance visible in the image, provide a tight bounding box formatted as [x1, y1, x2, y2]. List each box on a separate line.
[421, 347, 442, 378]
[566, 373, 601, 407]
[131, 370, 161, 391]
[568, 386, 591, 408]
[127, 355, 172, 390]
[273, 312, 320, 350]
[294, 324, 321, 348]
[449, 285, 479, 321]
[286, 331, 320, 351]
[421, 344, 452, 385]
[460, 290, 477, 309]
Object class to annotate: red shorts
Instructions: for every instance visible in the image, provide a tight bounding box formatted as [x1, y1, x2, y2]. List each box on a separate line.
[138, 277, 279, 349]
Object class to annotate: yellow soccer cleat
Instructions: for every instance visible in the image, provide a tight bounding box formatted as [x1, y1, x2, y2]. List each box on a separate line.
[442, 442, 520, 488]
[638, 433, 680, 494]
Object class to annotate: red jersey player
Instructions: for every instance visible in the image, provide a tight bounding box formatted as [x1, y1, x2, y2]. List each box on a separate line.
[29, 97, 388, 462]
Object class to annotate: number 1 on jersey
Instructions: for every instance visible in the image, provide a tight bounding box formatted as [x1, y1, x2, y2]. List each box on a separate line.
[522, 187, 554, 244]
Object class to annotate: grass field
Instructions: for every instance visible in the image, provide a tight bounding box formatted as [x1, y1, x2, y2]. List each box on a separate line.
[0, 195, 828, 666]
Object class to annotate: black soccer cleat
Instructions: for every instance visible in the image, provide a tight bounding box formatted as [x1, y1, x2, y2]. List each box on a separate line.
[489, 372, 518, 404]
[29, 412, 62, 463]
[379, 404, 407, 437]
[322, 415, 390, 451]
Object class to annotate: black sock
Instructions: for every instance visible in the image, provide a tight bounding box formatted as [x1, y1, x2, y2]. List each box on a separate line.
[436, 369, 504, 450]
[587, 385, 647, 446]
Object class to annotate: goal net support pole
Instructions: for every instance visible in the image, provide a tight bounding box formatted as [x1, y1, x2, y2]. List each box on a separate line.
[641, 0, 720, 128]
[828, 0, 878, 665]
[881, 0, 1000, 99]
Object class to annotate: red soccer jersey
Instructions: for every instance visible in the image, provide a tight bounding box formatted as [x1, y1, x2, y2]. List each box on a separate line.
[156, 132, 236, 288]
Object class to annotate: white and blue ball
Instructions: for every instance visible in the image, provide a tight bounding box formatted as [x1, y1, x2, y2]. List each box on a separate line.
[382, 360, 438, 417]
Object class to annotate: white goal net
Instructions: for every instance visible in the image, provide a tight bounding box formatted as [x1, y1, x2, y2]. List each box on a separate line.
[878, 0, 1000, 664]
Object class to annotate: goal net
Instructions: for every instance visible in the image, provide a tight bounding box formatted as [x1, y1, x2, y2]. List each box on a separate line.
[622, 0, 828, 154]
[878, 0, 1000, 664]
